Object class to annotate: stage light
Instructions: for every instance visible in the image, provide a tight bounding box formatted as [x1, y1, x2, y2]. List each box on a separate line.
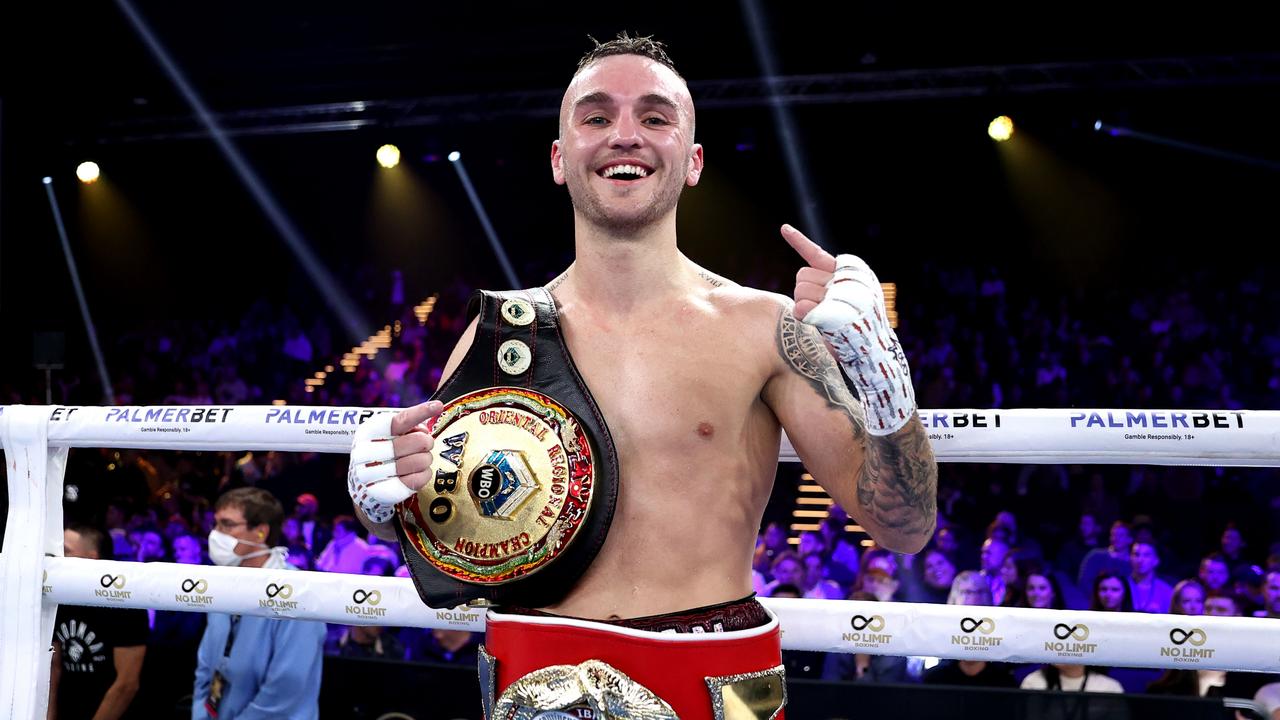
[988, 116, 1014, 142]
[448, 151, 461, 162]
[42, 176, 52, 185]
[376, 144, 401, 169]
[76, 161, 101, 184]
[1094, 120, 1103, 131]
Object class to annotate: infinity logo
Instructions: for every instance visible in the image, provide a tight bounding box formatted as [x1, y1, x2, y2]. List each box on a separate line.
[181, 579, 208, 594]
[265, 583, 294, 599]
[352, 589, 382, 606]
[1169, 628, 1207, 646]
[100, 574, 126, 589]
[960, 617, 996, 634]
[850, 614, 886, 632]
[1053, 623, 1090, 641]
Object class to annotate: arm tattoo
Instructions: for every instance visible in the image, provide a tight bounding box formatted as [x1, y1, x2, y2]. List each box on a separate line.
[777, 307, 866, 429]
[859, 418, 938, 539]
[777, 307, 937, 540]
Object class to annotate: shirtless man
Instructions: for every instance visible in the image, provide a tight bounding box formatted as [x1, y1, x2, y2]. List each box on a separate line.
[349, 34, 937, 718]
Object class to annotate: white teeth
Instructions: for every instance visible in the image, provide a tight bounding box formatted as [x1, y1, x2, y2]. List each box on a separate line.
[602, 164, 649, 179]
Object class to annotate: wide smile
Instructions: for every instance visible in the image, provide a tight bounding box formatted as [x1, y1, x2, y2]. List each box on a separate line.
[595, 160, 654, 186]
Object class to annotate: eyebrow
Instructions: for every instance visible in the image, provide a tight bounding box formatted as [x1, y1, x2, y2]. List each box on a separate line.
[572, 92, 680, 115]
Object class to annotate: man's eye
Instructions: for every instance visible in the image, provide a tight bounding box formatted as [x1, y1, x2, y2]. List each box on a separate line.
[643, 117, 669, 125]
[585, 117, 608, 125]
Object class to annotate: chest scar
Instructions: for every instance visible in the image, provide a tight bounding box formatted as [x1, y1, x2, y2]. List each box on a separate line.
[696, 422, 715, 439]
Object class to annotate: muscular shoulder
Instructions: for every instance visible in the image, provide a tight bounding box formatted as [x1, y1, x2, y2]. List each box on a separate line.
[694, 270, 791, 329]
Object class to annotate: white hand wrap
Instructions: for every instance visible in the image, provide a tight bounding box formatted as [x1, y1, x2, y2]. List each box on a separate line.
[347, 412, 416, 524]
[801, 253, 916, 436]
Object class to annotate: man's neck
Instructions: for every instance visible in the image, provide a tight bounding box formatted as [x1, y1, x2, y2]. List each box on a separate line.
[241, 553, 268, 569]
[1132, 571, 1153, 583]
[559, 215, 693, 311]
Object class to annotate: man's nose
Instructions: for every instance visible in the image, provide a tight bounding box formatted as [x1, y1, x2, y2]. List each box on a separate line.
[609, 113, 642, 149]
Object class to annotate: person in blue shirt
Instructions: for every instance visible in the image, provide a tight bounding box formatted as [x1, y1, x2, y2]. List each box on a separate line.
[193, 488, 325, 720]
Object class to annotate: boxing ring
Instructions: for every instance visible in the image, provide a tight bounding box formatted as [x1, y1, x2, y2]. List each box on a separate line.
[3, 404, 1279, 718]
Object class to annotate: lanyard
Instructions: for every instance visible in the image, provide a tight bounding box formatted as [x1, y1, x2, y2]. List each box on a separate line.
[223, 615, 241, 658]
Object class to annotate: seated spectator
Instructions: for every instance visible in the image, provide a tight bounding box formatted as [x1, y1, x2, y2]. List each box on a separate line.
[1198, 552, 1232, 595]
[1078, 521, 1134, 589]
[1056, 513, 1103, 581]
[764, 552, 804, 597]
[1168, 578, 1205, 615]
[1090, 571, 1134, 613]
[822, 591, 907, 684]
[769, 583, 825, 678]
[906, 547, 957, 604]
[1021, 665, 1123, 693]
[1128, 541, 1174, 613]
[315, 516, 372, 574]
[405, 628, 481, 665]
[859, 568, 900, 603]
[171, 534, 205, 565]
[326, 625, 405, 660]
[924, 572, 1015, 688]
[801, 552, 845, 600]
[1015, 567, 1066, 610]
[1203, 591, 1242, 617]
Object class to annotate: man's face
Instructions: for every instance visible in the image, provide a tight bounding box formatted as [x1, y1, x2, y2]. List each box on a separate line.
[1110, 523, 1133, 551]
[980, 538, 1008, 574]
[1131, 543, 1159, 577]
[1221, 528, 1244, 555]
[774, 559, 803, 587]
[1264, 572, 1280, 616]
[1203, 595, 1239, 617]
[1199, 558, 1229, 590]
[214, 505, 266, 557]
[552, 54, 703, 235]
[64, 529, 99, 560]
[1079, 514, 1098, 539]
[173, 535, 203, 565]
[799, 533, 824, 557]
[138, 531, 165, 561]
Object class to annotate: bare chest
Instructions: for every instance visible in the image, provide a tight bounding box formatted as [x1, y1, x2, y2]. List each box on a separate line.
[557, 309, 772, 462]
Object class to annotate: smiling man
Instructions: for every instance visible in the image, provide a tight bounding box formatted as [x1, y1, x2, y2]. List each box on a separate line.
[348, 33, 937, 719]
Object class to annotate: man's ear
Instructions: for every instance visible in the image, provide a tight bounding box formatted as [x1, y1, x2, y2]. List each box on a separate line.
[551, 139, 566, 185]
[685, 144, 704, 186]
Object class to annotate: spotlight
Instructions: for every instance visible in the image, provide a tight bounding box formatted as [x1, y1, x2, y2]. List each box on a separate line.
[42, 176, 52, 185]
[987, 116, 1014, 142]
[448, 151, 461, 163]
[376, 144, 401, 169]
[76, 161, 101, 184]
[1094, 120, 1103, 131]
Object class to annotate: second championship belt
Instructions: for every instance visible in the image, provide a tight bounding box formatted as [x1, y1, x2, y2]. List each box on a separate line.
[395, 287, 619, 608]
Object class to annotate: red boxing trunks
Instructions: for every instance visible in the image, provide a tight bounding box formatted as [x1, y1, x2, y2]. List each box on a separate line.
[481, 597, 785, 719]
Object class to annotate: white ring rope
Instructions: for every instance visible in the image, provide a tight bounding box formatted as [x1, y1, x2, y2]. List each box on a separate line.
[3, 404, 1279, 466]
[33, 556, 1280, 674]
[4, 404, 1280, 719]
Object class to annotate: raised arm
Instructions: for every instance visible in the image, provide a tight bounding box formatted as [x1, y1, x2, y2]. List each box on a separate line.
[762, 225, 937, 553]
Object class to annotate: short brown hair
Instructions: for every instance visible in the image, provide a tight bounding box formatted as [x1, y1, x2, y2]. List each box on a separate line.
[575, 32, 682, 80]
[65, 524, 110, 559]
[216, 487, 284, 545]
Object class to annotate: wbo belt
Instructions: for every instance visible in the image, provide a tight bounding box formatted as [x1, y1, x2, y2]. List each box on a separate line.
[395, 287, 619, 609]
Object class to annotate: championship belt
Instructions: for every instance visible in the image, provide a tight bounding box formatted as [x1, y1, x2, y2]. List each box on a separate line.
[395, 288, 619, 608]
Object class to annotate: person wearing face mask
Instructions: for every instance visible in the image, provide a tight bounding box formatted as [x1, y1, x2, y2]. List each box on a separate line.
[192, 488, 325, 720]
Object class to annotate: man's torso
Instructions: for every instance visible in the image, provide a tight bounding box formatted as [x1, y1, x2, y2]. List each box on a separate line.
[539, 278, 787, 618]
